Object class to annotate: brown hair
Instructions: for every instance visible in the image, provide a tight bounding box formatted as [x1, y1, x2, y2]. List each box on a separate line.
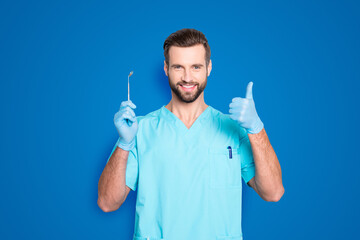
[163, 28, 211, 68]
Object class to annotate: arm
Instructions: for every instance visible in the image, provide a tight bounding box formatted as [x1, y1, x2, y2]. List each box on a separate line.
[247, 128, 284, 202]
[97, 147, 132, 212]
[98, 100, 138, 212]
[229, 82, 284, 202]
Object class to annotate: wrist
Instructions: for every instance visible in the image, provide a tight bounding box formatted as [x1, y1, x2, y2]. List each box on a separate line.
[116, 139, 135, 151]
[247, 118, 264, 134]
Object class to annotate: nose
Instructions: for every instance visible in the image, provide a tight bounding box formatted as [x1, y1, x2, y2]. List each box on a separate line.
[181, 68, 192, 82]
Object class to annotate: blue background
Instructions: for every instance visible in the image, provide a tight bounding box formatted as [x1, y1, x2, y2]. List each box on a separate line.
[1, 0, 359, 239]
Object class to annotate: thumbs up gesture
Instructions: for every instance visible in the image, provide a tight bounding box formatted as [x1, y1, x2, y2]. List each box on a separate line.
[229, 81, 264, 134]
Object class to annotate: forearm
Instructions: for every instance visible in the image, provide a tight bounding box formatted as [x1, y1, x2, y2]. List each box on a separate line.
[248, 128, 284, 201]
[97, 147, 129, 211]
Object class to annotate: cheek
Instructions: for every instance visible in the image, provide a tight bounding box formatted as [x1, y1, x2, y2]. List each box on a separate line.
[168, 72, 180, 85]
[168, 72, 178, 80]
[169, 71, 184, 80]
[195, 71, 207, 80]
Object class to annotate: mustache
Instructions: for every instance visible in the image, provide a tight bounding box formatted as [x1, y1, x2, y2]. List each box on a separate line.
[177, 82, 199, 86]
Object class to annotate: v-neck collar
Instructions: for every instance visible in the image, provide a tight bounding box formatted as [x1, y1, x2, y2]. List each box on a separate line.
[160, 105, 212, 134]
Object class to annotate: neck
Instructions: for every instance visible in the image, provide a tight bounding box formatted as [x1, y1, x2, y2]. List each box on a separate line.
[165, 93, 208, 127]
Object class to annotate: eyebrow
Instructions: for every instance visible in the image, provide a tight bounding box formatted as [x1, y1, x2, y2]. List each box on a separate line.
[170, 64, 204, 67]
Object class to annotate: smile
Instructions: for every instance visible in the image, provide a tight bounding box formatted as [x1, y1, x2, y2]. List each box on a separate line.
[180, 84, 196, 92]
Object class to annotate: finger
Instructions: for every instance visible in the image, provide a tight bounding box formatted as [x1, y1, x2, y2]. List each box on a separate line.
[117, 107, 136, 120]
[121, 106, 136, 118]
[123, 108, 136, 120]
[245, 81, 253, 99]
[120, 100, 137, 109]
[121, 112, 136, 122]
[114, 110, 126, 122]
[230, 99, 249, 108]
[230, 101, 241, 108]
[114, 111, 122, 120]
[115, 107, 136, 120]
[229, 108, 241, 114]
[128, 100, 136, 109]
[127, 107, 136, 118]
[232, 97, 243, 102]
[229, 113, 240, 121]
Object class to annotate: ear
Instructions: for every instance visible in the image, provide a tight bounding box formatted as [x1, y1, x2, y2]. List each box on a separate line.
[164, 60, 168, 76]
[207, 59, 212, 77]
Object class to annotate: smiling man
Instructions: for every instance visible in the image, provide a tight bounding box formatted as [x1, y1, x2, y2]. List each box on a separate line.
[166, 44, 209, 105]
[98, 28, 284, 240]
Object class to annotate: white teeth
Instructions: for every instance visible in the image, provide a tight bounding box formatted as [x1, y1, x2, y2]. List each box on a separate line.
[182, 85, 195, 88]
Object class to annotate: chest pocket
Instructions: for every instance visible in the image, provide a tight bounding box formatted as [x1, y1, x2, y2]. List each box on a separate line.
[209, 147, 242, 188]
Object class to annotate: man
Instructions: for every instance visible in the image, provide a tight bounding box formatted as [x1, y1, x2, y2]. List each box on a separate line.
[98, 28, 284, 240]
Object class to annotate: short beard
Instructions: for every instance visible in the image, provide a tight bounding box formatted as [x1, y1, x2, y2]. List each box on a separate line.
[168, 74, 207, 103]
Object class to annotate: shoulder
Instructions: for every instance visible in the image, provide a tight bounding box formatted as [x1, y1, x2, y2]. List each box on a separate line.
[209, 106, 248, 140]
[209, 106, 237, 127]
[136, 107, 162, 125]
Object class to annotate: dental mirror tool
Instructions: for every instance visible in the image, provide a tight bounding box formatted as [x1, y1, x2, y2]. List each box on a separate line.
[128, 71, 133, 101]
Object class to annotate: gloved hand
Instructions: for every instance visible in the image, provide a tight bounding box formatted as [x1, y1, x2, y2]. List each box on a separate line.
[229, 81, 264, 134]
[114, 100, 138, 151]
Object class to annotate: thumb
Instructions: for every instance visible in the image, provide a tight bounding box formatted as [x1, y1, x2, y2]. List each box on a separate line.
[245, 81, 253, 99]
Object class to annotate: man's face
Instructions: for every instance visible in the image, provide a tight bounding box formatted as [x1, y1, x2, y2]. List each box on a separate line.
[164, 44, 212, 103]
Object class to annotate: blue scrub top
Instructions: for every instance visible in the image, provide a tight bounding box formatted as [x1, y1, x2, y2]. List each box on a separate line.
[109, 105, 255, 240]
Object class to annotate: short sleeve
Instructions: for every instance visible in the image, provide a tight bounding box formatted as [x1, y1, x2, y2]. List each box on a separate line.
[106, 137, 139, 191]
[239, 135, 255, 184]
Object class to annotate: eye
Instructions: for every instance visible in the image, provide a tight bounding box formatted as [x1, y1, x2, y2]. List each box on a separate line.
[193, 65, 201, 70]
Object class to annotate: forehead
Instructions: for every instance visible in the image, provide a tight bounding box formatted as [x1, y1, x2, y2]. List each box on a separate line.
[168, 44, 206, 64]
